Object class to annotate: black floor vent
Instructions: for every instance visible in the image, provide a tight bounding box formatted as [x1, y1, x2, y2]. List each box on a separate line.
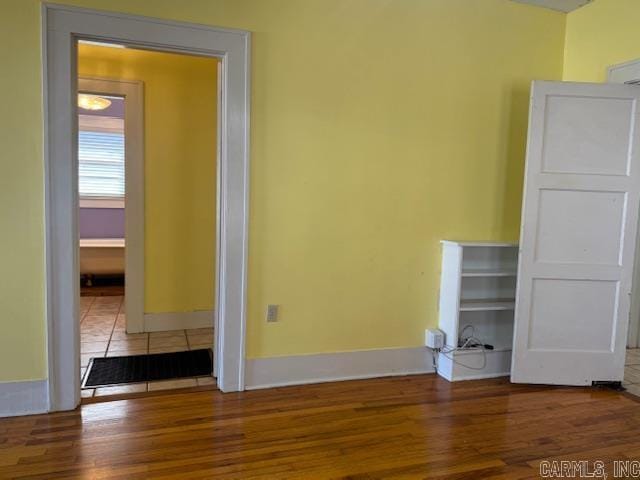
[84, 349, 213, 387]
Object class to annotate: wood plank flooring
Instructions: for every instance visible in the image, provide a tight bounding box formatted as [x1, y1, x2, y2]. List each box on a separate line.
[1, 375, 639, 479]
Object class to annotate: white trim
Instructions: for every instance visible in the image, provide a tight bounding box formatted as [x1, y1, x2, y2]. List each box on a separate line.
[213, 51, 223, 379]
[437, 349, 512, 382]
[144, 310, 214, 332]
[607, 62, 640, 349]
[43, 3, 250, 411]
[79, 39, 125, 49]
[244, 348, 433, 390]
[79, 237, 124, 248]
[0, 380, 49, 417]
[79, 197, 125, 209]
[79, 76, 144, 334]
[608, 58, 640, 85]
[441, 240, 518, 248]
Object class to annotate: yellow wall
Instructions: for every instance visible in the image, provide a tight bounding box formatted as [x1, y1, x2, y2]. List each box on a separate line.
[0, 0, 46, 381]
[0, 0, 565, 382]
[564, 0, 640, 82]
[78, 45, 218, 314]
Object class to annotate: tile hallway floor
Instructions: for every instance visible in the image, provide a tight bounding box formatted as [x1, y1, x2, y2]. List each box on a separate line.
[80, 295, 215, 398]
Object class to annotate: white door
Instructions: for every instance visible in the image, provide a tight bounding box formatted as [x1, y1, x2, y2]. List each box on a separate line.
[511, 80, 640, 386]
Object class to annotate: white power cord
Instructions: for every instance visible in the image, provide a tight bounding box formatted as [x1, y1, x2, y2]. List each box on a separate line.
[434, 325, 488, 371]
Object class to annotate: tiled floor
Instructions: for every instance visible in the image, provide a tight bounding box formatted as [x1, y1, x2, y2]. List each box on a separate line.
[80, 295, 215, 398]
[625, 348, 640, 396]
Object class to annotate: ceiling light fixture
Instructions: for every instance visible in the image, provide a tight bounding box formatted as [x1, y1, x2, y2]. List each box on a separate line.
[78, 93, 112, 111]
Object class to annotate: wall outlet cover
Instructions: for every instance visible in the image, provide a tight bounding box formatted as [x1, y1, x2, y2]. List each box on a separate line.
[425, 328, 445, 349]
[266, 304, 279, 322]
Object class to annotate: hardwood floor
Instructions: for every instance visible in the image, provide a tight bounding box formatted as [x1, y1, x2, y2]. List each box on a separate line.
[1, 375, 639, 479]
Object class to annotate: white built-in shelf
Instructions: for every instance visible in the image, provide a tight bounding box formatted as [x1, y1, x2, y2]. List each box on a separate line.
[441, 240, 518, 248]
[461, 268, 517, 278]
[437, 240, 519, 382]
[459, 299, 515, 312]
[453, 345, 513, 355]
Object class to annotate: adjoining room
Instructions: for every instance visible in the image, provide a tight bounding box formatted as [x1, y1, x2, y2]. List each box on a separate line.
[76, 41, 219, 398]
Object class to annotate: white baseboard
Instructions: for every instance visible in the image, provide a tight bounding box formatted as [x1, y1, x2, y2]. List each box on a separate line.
[144, 310, 214, 332]
[437, 348, 511, 382]
[0, 380, 48, 417]
[245, 347, 434, 390]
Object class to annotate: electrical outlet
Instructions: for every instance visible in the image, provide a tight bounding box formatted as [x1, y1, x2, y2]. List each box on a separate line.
[425, 329, 445, 349]
[266, 304, 279, 322]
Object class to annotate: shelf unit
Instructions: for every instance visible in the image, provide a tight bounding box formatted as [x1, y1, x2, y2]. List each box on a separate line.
[436, 241, 519, 381]
[459, 299, 515, 312]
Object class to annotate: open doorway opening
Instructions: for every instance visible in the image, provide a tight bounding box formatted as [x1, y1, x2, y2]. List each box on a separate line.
[44, 5, 249, 411]
[76, 41, 219, 399]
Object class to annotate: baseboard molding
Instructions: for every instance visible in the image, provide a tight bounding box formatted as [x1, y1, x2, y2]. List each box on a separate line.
[144, 310, 214, 332]
[0, 380, 48, 417]
[437, 348, 512, 382]
[245, 347, 434, 390]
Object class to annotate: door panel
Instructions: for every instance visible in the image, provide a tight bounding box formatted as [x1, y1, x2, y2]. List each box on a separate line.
[511, 81, 640, 386]
[541, 95, 634, 175]
[534, 189, 626, 265]
[528, 279, 618, 352]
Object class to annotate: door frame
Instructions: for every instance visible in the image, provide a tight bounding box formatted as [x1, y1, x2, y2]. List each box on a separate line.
[43, 3, 251, 411]
[78, 76, 145, 334]
[608, 59, 640, 349]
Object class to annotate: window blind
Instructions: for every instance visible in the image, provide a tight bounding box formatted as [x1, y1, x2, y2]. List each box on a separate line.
[78, 124, 125, 198]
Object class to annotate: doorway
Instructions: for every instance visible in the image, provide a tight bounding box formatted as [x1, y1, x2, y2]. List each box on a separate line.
[76, 43, 220, 398]
[77, 76, 144, 338]
[43, 4, 250, 411]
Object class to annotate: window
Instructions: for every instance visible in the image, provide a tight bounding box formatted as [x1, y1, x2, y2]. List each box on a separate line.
[78, 129, 124, 198]
[78, 95, 125, 204]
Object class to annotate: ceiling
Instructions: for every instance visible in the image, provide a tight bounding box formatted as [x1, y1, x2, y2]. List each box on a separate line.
[510, 0, 592, 12]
